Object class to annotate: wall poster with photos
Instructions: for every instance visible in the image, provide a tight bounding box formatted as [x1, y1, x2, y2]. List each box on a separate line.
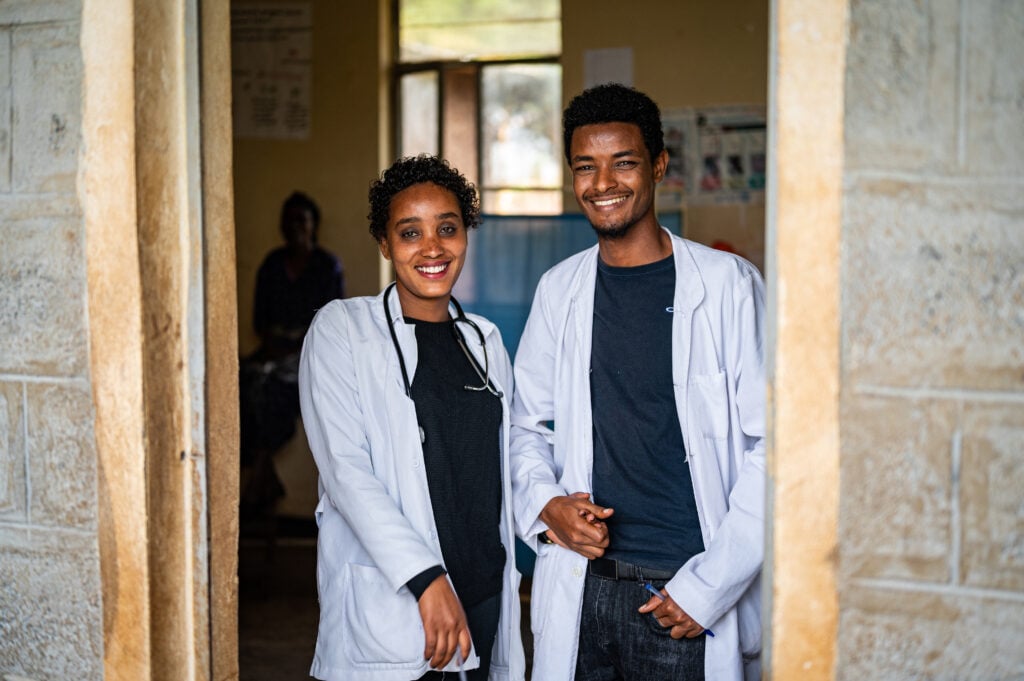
[658, 105, 767, 208]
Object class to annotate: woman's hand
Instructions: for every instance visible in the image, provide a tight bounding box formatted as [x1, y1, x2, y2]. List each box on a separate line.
[417, 575, 472, 669]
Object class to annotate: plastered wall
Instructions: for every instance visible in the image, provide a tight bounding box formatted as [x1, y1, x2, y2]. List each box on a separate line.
[232, 0, 387, 357]
[837, 1, 1024, 677]
[0, 1, 105, 678]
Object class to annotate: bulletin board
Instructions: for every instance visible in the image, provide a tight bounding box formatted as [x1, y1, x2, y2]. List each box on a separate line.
[658, 105, 767, 271]
[658, 105, 767, 206]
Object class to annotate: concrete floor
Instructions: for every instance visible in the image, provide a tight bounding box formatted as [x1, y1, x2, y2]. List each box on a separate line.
[238, 528, 534, 681]
[238, 538, 320, 681]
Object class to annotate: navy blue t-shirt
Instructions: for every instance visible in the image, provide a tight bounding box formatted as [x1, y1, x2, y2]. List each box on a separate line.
[590, 254, 704, 570]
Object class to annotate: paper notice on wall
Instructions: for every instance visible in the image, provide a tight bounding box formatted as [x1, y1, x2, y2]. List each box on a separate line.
[231, 3, 312, 139]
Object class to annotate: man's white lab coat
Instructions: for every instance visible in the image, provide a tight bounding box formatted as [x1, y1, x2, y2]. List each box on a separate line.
[510, 231, 765, 681]
[299, 287, 526, 681]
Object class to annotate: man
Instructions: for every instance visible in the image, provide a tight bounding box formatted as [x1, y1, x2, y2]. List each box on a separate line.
[510, 83, 765, 680]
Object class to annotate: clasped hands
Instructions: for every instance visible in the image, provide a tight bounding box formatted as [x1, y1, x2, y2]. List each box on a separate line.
[539, 492, 707, 639]
[538, 491, 614, 559]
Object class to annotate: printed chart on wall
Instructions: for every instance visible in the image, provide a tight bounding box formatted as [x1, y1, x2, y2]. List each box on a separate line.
[231, 2, 313, 139]
[658, 105, 766, 208]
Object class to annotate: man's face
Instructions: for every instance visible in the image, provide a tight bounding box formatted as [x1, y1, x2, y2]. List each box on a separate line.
[569, 121, 668, 239]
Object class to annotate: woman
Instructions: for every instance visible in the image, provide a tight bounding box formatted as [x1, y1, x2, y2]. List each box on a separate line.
[298, 156, 525, 681]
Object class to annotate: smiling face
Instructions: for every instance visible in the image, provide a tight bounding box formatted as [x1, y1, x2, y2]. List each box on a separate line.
[569, 121, 668, 240]
[378, 182, 467, 321]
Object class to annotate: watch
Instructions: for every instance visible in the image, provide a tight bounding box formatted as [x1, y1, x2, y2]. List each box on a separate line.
[538, 530, 555, 545]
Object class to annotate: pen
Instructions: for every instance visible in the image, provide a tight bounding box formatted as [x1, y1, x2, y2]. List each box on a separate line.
[641, 582, 715, 637]
[455, 645, 468, 681]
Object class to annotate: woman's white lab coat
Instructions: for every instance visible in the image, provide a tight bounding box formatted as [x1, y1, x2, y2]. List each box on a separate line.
[510, 231, 765, 681]
[299, 287, 525, 681]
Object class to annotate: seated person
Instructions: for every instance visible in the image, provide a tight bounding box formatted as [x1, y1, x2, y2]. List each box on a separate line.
[240, 191, 344, 518]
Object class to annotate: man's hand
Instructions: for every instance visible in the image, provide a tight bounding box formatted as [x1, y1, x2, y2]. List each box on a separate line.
[539, 492, 614, 559]
[417, 575, 472, 669]
[638, 586, 706, 639]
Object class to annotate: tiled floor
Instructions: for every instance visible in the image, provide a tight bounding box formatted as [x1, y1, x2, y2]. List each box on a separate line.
[238, 527, 534, 681]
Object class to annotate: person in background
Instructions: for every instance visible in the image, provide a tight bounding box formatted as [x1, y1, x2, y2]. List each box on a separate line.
[299, 155, 525, 681]
[240, 191, 344, 519]
[510, 83, 766, 680]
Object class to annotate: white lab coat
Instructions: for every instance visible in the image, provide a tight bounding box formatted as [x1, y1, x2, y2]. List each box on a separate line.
[510, 231, 765, 681]
[299, 287, 526, 681]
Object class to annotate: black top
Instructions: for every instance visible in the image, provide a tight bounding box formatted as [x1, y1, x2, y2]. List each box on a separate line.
[253, 246, 344, 354]
[590, 254, 704, 570]
[407, 318, 505, 607]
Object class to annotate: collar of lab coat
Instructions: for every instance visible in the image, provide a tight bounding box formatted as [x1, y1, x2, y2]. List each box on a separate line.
[376, 284, 504, 393]
[562, 226, 707, 325]
[666, 228, 707, 313]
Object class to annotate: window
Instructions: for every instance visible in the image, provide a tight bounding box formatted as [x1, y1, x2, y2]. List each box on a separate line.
[396, 0, 562, 214]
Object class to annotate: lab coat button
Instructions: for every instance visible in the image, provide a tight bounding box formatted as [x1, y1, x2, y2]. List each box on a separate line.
[572, 566, 583, 578]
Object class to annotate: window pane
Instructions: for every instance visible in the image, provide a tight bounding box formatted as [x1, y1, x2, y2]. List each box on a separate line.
[482, 189, 561, 215]
[400, 72, 438, 157]
[400, 0, 560, 62]
[481, 63, 562, 209]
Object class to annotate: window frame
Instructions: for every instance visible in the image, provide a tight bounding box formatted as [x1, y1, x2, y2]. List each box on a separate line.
[391, 2, 562, 214]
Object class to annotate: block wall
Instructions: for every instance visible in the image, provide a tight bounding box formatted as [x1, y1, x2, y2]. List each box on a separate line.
[0, 1, 104, 679]
[838, 0, 1024, 678]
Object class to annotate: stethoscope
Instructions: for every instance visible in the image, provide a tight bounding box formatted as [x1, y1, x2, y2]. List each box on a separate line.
[383, 282, 504, 404]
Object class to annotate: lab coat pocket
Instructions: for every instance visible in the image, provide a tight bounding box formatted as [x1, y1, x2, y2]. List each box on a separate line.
[690, 371, 730, 440]
[530, 548, 582, 641]
[341, 562, 424, 669]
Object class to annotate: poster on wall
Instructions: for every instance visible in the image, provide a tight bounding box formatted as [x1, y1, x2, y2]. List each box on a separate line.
[658, 109, 696, 208]
[231, 3, 312, 139]
[660, 105, 766, 206]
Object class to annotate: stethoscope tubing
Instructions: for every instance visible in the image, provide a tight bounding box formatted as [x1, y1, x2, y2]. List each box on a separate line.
[382, 282, 503, 399]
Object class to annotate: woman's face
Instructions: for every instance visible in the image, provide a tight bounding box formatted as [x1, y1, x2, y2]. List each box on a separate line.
[379, 182, 467, 321]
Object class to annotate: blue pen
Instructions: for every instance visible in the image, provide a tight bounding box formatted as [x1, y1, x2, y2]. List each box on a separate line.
[641, 582, 715, 637]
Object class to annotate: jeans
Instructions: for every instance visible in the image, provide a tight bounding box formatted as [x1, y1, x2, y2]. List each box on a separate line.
[417, 591, 501, 681]
[575, 572, 705, 681]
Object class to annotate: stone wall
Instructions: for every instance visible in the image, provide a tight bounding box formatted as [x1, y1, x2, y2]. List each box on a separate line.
[0, 1, 105, 680]
[839, 0, 1024, 678]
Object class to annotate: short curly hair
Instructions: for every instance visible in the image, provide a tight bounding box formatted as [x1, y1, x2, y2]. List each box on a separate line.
[562, 83, 664, 163]
[367, 155, 481, 242]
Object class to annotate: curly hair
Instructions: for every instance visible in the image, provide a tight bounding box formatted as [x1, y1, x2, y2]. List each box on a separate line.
[562, 83, 664, 163]
[367, 155, 481, 242]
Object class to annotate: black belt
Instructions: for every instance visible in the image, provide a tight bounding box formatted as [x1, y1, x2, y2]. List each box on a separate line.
[588, 557, 677, 581]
